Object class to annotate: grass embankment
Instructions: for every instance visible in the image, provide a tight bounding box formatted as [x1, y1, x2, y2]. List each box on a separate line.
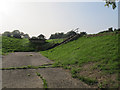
[41, 33, 119, 88]
[1, 36, 64, 55]
[46, 39, 64, 44]
[38, 39, 64, 51]
[2, 36, 35, 55]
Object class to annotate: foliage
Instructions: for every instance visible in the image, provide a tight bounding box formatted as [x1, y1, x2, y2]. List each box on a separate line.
[29, 34, 46, 45]
[49, 30, 78, 39]
[12, 30, 21, 38]
[49, 32, 66, 39]
[2, 31, 12, 37]
[23, 34, 30, 39]
[98, 27, 119, 34]
[66, 30, 77, 37]
[80, 32, 87, 36]
[2, 30, 30, 39]
[31, 36, 38, 39]
[105, 0, 116, 9]
[46, 39, 64, 44]
[38, 34, 46, 40]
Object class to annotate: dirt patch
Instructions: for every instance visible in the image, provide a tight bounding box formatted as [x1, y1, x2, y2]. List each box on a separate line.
[77, 62, 119, 88]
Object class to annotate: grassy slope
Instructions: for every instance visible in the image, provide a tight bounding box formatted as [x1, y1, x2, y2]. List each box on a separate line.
[46, 39, 64, 44]
[41, 33, 119, 87]
[41, 34, 118, 73]
[1, 37, 64, 55]
[2, 36, 35, 54]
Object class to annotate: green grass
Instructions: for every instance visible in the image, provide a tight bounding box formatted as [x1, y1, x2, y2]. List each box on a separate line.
[36, 72, 48, 88]
[36, 72, 41, 76]
[0, 64, 53, 70]
[46, 39, 64, 44]
[41, 33, 119, 87]
[77, 76, 98, 85]
[70, 68, 98, 85]
[2, 36, 35, 54]
[41, 33, 119, 74]
[0, 49, 2, 55]
[1, 36, 64, 54]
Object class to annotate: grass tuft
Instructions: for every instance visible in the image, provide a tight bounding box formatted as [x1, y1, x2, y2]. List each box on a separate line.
[36, 72, 48, 88]
[78, 76, 98, 85]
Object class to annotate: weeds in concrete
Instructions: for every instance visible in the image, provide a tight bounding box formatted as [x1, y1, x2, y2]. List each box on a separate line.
[36, 72, 48, 88]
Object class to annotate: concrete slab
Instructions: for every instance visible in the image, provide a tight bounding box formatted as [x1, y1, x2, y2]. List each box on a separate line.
[2, 52, 53, 68]
[35, 68, 89, 88]
[2, 69, 43, 88]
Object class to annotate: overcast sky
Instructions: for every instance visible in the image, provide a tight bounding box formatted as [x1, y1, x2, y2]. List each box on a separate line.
[0, 1, 118, 38]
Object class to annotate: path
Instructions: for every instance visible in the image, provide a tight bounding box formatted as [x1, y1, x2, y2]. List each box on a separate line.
[1, 52, 89, 88]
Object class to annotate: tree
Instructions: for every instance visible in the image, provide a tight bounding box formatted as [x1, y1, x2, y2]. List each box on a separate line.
[98, 27, 114, 33]
[80, 32, 87, 36]
[105, 0, 116, 9]
[49, 32, 66, 39]
[12, 30, 21, 38]
[23, 34, 30, 39]
[31, 36, 37, 39]
[38, 34, 45, 40]
[108, 27, 113, 32]
[20, 32, 24, 36]
[2, 31, 11, 37]
[66, 30, 77, 37]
